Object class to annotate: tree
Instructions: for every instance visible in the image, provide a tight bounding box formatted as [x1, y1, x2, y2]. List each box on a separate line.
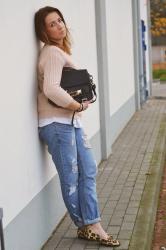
[150, 0, 166, 37]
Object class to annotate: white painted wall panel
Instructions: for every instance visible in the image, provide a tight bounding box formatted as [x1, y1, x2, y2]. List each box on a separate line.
[105, 0, 135, 116]
[0, 0, 99, 227]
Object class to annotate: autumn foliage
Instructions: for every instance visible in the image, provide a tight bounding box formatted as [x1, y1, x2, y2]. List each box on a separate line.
[150, 0, 166, 37]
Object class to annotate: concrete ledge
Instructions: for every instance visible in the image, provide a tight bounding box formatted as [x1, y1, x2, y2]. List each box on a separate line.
[129, 115, 166, 250]
[4, 174, 66, 250]
[110, 94, 135, 146]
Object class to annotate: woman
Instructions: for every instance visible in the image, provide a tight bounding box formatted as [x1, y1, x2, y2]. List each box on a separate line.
[34, 6, 120, 247]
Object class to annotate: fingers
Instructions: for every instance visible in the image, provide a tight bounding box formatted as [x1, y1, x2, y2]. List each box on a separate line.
[81, 100, 92, 111]
[84, 100, 91, 104]
[82, 102, 89, 110]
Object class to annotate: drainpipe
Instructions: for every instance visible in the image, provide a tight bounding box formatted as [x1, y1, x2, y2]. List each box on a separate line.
[95, 0, 112, 159]
[146, 0, 153, 97]
[132, 0, 141, 110]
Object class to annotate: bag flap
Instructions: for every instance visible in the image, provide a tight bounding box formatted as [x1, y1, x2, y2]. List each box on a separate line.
[60, 68, 90, 88]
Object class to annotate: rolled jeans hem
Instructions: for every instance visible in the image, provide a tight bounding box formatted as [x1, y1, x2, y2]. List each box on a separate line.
[84, 217, 101, 226]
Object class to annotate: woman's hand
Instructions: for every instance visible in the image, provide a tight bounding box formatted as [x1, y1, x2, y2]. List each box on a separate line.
[82, 101, 91, 111]
[66, 100, 91, 112]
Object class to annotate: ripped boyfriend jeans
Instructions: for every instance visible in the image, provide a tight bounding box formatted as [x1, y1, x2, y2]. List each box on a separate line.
[39, 122, 101, 227]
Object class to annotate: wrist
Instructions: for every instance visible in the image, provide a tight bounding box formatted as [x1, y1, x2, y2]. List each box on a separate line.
[76, 103, 83, 112]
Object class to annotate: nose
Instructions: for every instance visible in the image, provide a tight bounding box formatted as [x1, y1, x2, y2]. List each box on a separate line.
[57, 22, 63, 29]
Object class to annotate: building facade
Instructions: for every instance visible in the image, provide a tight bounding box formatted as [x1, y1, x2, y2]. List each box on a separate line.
[0, 0, 151, 249]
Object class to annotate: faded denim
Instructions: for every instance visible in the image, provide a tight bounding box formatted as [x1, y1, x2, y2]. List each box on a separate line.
[39, 122, 101, 227]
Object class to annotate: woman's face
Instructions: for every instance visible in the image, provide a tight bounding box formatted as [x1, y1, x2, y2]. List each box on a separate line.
[45, 12, 66, 44]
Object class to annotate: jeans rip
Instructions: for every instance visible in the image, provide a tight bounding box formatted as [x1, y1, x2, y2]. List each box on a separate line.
[82, 134, 92, 148]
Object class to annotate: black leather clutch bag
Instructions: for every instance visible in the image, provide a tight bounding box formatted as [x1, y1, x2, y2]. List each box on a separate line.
[48, 67, 97, 106]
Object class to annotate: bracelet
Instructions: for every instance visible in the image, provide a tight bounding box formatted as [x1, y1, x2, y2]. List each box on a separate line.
[76, 103, 83, 112]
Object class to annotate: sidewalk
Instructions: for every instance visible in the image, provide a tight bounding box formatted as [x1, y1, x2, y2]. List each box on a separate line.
[41, 86, 166, 250]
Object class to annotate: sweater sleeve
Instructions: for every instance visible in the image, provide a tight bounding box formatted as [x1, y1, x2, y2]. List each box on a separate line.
[43, 47, 74, 107]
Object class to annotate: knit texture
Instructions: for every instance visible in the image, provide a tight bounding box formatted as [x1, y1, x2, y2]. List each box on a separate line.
[37, 45, 81, 120]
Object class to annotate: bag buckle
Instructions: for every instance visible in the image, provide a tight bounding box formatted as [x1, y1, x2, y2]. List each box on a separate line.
[69, 89, 82, 97]
[82, 98, 88, 102]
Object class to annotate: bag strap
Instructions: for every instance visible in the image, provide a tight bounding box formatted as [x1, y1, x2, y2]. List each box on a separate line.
[71, 75, 97, 126]
[89, 74, 97, 103]
[71, 111, 76, 126]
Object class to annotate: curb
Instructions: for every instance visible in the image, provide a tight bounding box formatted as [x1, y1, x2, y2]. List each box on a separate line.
[129, 115, 166, 250]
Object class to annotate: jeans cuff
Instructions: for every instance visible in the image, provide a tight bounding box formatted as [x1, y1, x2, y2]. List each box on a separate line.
[83, 217, 101, 225]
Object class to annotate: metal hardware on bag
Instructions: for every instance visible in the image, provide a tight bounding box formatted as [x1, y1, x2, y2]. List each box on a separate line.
[47, 67, 97, 115]
[69, 89, 82, 97]
[82, 98, 88, 102]
[89, 74, 93, 80]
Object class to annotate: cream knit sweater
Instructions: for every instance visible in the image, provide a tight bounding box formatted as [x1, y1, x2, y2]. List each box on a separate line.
[37, 44, 81, 121]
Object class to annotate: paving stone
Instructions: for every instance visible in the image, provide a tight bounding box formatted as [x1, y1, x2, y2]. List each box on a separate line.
[113, 184, 124, 190]
[109, 217, 123, 226]
[56, 238, 74, 248]
[133, 184, 145, 191]
[98, 197, 108, 203]
[70, 243, 86, 250]
[115, 202, 128, 211]
[101, 207, 114, 215]
[99, 246, 113, 250]
[64, 229, 77, 238]
[69, 222, 77, 229]
[124, 181, 135, 187]
[71, 238, 87, 246]
[105, 200, 118, 209]
[98, 192, 110, 198]
[113, 210, 126, 218]
[42, 247, 55, 250]
[56, 248, 70, 250]
[127, 201, 140, 208]
[118, 230, 133, 240]
[109, 195, 121, 201]
[85, 247, 99, 249]
[116, 239, 130, 250]
[131, 192, 143, 201]
[126, 177, 137, 182]
[121, 222, 135, 231]
[41, 234, 63, 250]
[85, 240, 99, 248]
[107, 226, 121, 235]
[118, 196, 130, 203]
[56, 224, 70, 233]
[120, 192, 132, 200]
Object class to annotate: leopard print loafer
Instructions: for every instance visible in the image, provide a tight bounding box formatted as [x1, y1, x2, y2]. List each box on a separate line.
[77, 227, 120, 247]
[77, 226, 100, 241]
[100, 235, 120, 247]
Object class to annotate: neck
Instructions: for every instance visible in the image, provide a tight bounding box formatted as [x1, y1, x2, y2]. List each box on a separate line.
[48, 39, 64, 50]
[51, 38, 63, 46]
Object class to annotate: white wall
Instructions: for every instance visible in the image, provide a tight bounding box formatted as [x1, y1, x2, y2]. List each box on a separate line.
[0, 0, 100, 227]
[105, 0, 135, 116]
